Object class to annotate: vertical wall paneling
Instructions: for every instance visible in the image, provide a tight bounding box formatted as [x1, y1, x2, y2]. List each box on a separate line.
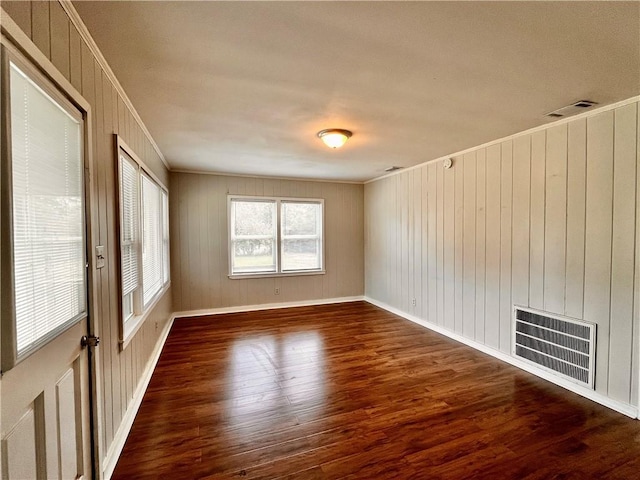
[499, 141, 513, 352]
[454, 157, 464, 334]
[608, 104, 637, 402]
[364, 99, 640, 410]
[400, 173, 409, 311]
[427, 164, 438, 325]
[436, 163, 444, 327]
[414, 169, 423, 315]
[169, 175, 182, 310]
[475, 149, 487, 344]
[170, 174, 364, 311]
[395, 176, 402, 308]
[444, 163, 455, 330]
[485, 144, 501, 349]
[565, 119, 587, 319]
[205, 176, 216, 308]
[463, 153, 476, 338]
[529, 130, 546, 310]
[2, 1, 32, 37]
[94, 57, 115, 449]
[420, 167, 428, 318]
[49, 1, 69, 80]
[102, 73, 122, 430]
[543, 125, 568, 314]
[407, 172, 414, 312]
[511, 135, 531, 311]
[584, 111, 614, 395]
[31, 0, 50, 59]
[68, 25, 81, 93]
[388, 178, 397, 305]
[186, 174, 201, 307]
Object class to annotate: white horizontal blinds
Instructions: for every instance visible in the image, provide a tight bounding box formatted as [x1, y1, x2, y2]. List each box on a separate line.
[119, 153, 139, 298]
[9, 62, 85, 355]
[281, 201, 323, 271]
[230, 199, 277, 274]
[142, 174, 163, 305]
[162, 189, 169, 284]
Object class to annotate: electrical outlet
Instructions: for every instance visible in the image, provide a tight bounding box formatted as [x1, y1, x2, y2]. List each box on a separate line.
[412, 298, 416, 306]
[275, 287, 280, 295]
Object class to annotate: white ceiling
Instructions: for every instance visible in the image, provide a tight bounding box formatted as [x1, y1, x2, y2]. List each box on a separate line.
[73, 1, 640, 182]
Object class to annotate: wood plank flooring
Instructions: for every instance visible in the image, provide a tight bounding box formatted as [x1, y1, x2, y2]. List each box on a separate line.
[112, 302, 640, 479]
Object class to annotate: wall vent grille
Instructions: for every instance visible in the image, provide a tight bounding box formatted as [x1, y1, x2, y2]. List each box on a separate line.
[512, 307, 596, 389]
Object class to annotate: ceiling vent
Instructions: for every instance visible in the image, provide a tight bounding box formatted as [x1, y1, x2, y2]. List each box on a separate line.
[384, 166, 403, 172]
[546, 100, 598, 119]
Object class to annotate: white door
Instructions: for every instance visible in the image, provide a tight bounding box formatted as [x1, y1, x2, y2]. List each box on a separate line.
[1, 43, 93, 480]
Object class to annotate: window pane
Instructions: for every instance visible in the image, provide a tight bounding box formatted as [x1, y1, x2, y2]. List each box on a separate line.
[230, 200, 276, 274]
[282, 239, 320, 271]
[233, 200, 275, 236]
[123, 293, 133, 321]
[232, 239, 276, 273]
[120, 154, 139, 297]
[281, 201, 322, 272]
[142, 175, 163, 305]
[282, 202, 320, 236]
[10, 62, 86, 355]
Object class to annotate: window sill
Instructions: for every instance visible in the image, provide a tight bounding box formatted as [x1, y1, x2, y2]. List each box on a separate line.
[120, 282, 171, 350]
[228, 270, 326, 280]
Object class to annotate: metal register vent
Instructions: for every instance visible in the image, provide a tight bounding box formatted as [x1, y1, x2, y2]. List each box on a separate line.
[513, 307, 596, 389]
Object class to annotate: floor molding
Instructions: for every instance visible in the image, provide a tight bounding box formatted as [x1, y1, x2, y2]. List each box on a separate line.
[102, 315, 175, 480]
[102, 295, 637, 477]
[364, 296, 639, 419]
[173, 296, 365, 320]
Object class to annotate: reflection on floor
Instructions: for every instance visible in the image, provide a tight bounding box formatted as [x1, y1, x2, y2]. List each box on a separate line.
[112, 301, 640, 479]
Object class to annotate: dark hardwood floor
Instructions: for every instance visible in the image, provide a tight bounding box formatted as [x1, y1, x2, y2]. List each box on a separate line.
[112, 301, 640, 479]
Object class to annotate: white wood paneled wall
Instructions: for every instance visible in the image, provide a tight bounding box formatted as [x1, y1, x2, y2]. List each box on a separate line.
[170, 173, 364, 312]
[365, 100, 640, 407]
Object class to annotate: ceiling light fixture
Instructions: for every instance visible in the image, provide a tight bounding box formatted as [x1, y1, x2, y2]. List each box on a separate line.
[317, 129, 352, 149]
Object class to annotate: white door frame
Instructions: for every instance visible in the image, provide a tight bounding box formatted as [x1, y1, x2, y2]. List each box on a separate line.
[0, 10, 104, 477]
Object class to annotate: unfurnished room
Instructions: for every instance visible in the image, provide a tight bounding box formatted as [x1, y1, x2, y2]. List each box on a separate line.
[1, 1, 640, 479]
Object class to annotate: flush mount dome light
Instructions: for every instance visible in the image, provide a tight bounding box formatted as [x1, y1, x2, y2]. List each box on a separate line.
[317, 129, 352, 149]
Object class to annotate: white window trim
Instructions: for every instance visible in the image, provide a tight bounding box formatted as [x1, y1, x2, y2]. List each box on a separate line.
[227, 195, 325, 279]
[115, 135, 170, 349]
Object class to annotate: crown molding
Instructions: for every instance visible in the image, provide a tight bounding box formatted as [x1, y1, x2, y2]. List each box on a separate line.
[58, 0, 170, 172]
[365, 94, 640, 184]
[170, 168, 365, 185]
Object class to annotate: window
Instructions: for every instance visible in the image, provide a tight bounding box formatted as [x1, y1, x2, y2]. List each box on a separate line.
[117, 140, 169, 343]
[120, 153, 139, 321]
[2, 56, 86, 368]
[229, 196, 324, 276]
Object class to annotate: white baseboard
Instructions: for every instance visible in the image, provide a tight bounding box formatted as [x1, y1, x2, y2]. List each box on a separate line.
[102, 315, 175, 480]
[364, 296, 639, 419]
[100, 294, 636, 479]
[173, 295, 365, 319]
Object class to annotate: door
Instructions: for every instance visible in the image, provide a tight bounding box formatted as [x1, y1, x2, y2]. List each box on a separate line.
[1, 42, 94, 479]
